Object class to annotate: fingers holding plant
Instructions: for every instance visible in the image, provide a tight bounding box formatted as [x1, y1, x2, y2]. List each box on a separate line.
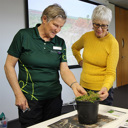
[98, 87, 109, 101]
[71, 83, 87, 97]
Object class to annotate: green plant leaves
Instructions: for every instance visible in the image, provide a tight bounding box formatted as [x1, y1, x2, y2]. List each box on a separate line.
[75, 90, 100, 103]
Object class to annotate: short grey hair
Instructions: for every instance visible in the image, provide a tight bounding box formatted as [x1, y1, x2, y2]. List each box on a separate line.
[41, 4, 67, 22]
[91, 5, 112, 24]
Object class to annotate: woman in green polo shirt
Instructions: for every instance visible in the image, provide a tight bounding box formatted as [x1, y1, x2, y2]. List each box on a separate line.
[4, 4, 86, 128]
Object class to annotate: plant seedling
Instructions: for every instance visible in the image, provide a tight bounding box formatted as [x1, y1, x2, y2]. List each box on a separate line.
[76, 90, 100, 103]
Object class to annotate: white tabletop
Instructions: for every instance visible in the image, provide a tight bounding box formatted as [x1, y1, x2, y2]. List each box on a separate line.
[28, 104, 128, 128]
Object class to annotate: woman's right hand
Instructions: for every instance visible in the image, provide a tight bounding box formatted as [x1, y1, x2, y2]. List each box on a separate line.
[98, 87, 108, 101]
[71, 83, 87, 97]
[79, 60, 83, 67]
[15, 93, 29, 111]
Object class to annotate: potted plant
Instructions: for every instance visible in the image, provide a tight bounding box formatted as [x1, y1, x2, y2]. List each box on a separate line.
[75, 90, 100, 125]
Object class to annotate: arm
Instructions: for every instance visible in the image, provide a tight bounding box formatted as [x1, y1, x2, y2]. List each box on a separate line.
[99, 39, 119, 101]
[60, 62, 86, 97]
[4, 54, 29, 110]
[71, 35, 84, 65]
[102, 40, 119, 90]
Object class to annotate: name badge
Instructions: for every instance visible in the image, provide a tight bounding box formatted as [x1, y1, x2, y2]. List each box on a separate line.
[53, 46, 62, 50]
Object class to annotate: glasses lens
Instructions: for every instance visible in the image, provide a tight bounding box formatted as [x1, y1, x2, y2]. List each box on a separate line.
[93, 23, 100, 28]
[93, 23, 108, 29]
[101, 24, 108, 29]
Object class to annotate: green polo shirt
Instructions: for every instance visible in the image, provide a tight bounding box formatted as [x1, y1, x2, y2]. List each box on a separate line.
[8, 24, 67, 100]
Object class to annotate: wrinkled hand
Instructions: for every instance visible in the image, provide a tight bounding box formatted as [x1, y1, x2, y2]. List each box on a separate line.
[15, 93, 29, 111]
[71, 83, 87, 97]
[79, 60, 83, 67]
[98, 87, 108, 101]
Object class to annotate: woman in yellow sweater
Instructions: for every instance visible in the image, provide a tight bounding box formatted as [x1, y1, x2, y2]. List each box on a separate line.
[72, 5, 119, 105]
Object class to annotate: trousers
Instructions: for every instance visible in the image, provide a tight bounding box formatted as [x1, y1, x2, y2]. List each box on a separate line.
[18, 94, 62, 128]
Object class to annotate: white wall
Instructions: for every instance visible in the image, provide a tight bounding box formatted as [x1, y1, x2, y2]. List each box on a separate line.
[0, 0, 26, 121]
[0, 0, 116, 121]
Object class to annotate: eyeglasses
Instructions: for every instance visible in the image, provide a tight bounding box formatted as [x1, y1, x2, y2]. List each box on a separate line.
[93, 23, 108, 29]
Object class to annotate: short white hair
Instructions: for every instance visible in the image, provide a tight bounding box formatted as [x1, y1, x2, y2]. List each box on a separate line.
[91, 5, 112, 24]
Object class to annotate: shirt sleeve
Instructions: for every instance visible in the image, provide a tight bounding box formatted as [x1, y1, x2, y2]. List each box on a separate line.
[7, 30, 23, 58]
[102, 38, 119, 90]
[71, 34, 85, 64]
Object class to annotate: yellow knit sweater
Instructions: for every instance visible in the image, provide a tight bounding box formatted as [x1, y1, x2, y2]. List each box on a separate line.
[72, 31, 119, 91]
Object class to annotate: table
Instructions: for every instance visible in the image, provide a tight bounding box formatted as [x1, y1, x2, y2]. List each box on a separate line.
[28, 104, 128, 128]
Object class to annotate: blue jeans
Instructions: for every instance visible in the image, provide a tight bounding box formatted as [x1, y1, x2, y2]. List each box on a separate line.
[84, 87, 114, 106]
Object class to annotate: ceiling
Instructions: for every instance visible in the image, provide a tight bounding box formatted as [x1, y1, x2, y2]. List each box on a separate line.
[108, 0, 128, 9]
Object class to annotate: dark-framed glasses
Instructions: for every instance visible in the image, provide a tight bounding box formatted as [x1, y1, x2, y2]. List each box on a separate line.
[93, 23, 108, 29]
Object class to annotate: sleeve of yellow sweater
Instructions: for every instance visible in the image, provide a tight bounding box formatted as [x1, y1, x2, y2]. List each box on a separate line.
[102, 38, 119, 90]
[71, 34, 85, 64]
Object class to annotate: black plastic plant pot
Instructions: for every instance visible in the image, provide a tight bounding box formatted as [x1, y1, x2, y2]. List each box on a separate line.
[76, 100, 99, 125]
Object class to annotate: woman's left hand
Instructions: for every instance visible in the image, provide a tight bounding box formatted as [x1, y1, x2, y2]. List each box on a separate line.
[71, 83, 87, 97]
[98, 87, 109, 101]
